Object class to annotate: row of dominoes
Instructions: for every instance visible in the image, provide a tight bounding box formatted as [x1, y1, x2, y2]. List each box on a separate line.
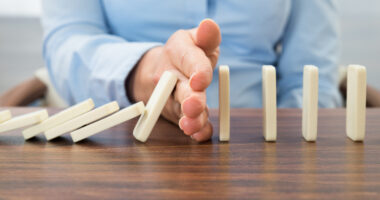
[0, 71, 178, 143]
[0, 64, 366, 143]
[217, 64, 367, 142]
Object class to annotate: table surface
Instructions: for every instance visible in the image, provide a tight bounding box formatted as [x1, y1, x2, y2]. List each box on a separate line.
[0, 107, 379, 199]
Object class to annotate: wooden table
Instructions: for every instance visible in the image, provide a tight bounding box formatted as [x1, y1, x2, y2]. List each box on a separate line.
[0, 107, 380, 199]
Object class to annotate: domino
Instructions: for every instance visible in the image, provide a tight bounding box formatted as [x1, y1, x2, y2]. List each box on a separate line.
[22, 98, 95, 140]
[219, 65, 230, 141]
[302, 65, 319, 142]
[346, 65, 367, 141]
[0, 110, 48, 133]
[0, 110, 12, 123]
[71, 101, 145, 142]
[133, 71, 178, 142]
[262, 65, 277, 141]
[45, 101, 120, 141]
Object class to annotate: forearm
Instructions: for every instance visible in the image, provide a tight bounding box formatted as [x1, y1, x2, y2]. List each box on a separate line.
[43, 24, 161, 107]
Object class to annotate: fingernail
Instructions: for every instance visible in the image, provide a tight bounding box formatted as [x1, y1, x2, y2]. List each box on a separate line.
[190, 71, 198, 80]
[190, 133, 200, 141]
[189, 74, 197, 90]
[179, 118, 184, 131]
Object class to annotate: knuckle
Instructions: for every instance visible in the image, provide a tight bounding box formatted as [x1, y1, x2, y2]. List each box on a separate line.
[163, 44, 175, 57]
[175, 29, 187, 36]
[169, 29, 186, 44]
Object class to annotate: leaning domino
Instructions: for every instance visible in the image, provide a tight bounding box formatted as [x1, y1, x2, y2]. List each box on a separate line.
[346, 65, 367, 141]
[0, 110, 12, 123]
[0, 110, 48, 133]
[262, 65, 277, 141]
[71, 101, 145, 142]
[219, 65, 230, 141]
[302, 65, 319, 142]
[23, 98, 94, 140]
[133, 71, 178, 142]
[45, 101, 120, 141]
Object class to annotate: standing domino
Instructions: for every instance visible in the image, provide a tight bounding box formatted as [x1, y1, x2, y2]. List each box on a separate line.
[262, 65, 277, 141]
[45, 101, 120, 141]
[346, 65, 367, 141]
[302, 65, 319, 142]
[0, 110, 48, 133]
[219, 65, 230, 141]
[71, 102, 145, 142]
[133, 71, 178, 142]
[23, 99, 95, 140]
[0, 110, 12, 123]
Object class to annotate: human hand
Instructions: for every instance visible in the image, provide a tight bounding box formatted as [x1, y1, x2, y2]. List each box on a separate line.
[129, 19, 221, 142]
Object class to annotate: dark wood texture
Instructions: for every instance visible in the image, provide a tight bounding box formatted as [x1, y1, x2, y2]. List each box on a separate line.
[0, 107, 380, 199]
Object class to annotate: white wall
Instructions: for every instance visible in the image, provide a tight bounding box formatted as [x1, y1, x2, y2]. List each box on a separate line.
[338, 0, 380, 89]
[0, 0, 41, 17]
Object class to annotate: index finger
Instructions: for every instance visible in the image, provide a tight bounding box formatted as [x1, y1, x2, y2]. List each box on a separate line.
[165, 30, 213, 91]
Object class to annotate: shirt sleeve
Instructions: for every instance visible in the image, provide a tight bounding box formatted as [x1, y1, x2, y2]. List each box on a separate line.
[41, 0, 162, 107]
[277, 0, 342, 108]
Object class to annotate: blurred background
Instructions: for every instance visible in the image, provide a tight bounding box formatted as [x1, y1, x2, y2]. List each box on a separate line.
[0, 0, 379, 94]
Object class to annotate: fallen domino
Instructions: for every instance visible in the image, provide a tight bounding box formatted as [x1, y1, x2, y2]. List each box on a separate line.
[45, 101, 120, 141]
[133, 71, 178, 142]
[302, 65, 319, 142]
[0, 110, 48, 133]
[346, 65, 366, 141]
[23, 98, 95, 140]
[0, 110, 12, 123]
[71, 101, 145, 143]
[262, 65, 277, 141]
[219, 65, 230, 141]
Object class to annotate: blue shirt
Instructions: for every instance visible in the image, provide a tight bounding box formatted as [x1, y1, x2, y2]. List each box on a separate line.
[41, 0, 342, 108]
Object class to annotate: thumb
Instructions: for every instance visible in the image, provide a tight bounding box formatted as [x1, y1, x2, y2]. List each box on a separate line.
[193, 19, 221, 55]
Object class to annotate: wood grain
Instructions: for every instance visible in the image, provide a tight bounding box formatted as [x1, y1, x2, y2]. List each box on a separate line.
[0, 107, 380, 199]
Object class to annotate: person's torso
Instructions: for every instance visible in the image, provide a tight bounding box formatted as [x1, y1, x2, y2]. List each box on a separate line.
[102, 0, 291, 107]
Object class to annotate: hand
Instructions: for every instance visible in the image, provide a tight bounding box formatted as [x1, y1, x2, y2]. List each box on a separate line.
[129, 19, 221, 142]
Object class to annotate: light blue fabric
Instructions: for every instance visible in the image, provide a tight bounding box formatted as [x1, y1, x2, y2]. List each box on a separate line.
[41, 0, 342, 108]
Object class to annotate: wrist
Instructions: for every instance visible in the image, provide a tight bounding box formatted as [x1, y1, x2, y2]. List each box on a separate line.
[125, 46, 162, 103]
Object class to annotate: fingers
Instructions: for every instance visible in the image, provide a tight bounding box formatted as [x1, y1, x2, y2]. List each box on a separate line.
[182, 94, 206, 118]
[154, 65, 207, 129]
[165, 19, 221, 91]
[161, 96, 182, 125]
[191, 121, 213, 142]
[149, 20, 219, 143]
[174, 79, 206, 118]
[165, 33, 213, 91]
[189, 19, 221, 68]
[179, 110, 208, 135]
[156, 75, 212, 142]
[192, 19, 222, 56]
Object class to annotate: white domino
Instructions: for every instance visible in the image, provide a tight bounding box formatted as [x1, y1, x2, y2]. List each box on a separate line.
[302, 65, 319, 142]
[262, 65, 277, 141]
[0, 110, 48, 133]
[71, 101, 145, 142]
[45, 101, 120, 141]
[0, 110, 12, 123]
[219, 65, 230, 141]
[133, 71, 178, 142]
[23, 98, 95, 140]
[346, 65, 367, 141]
